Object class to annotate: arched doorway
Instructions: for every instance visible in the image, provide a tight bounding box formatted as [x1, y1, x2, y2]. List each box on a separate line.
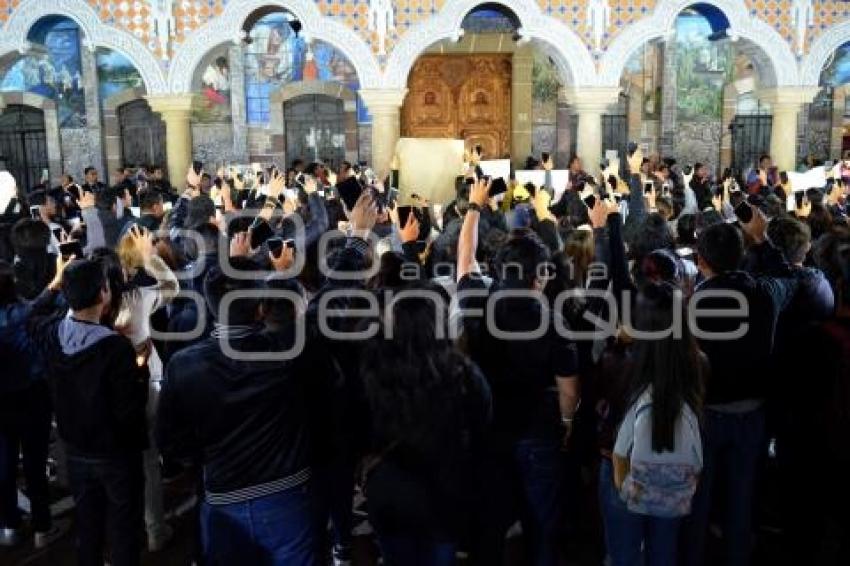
[118, 99, 166, 169]
[283, 94, 346, 169]
[0, 104, 48, 191]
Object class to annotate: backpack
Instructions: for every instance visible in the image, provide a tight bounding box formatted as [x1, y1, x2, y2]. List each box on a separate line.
[614, 387, 702, 518]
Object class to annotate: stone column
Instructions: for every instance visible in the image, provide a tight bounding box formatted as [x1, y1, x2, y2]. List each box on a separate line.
[511, 44, 534, 167]
[757, 87, 820, 171]
[565, 87, 621, 175]
[831, 86, 848, 159]
[146, 94, 195, 188]
[228, 43, 248, 162]
[659, 40, 678, 158]
[80, 45, 106, 180]
[555, 88, 572, 166]
[359, 88, 407, 176]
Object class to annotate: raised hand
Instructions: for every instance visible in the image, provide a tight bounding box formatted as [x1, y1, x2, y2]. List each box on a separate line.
[470, 178, 490, 208]
[229, 231, 252, 258]
[79, 191, 96, 210]
[129, 225, 154, 264]
[267, 169, 286, 200]
[349, 191, 379, 233]
[269, 245, 295, 272]
[398, 209, 420, 244]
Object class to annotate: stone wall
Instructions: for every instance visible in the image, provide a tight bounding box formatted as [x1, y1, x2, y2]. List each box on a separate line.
[61, 128, 102, 180]
[674, 120, 721, 169]
[192, 122, 237, 169]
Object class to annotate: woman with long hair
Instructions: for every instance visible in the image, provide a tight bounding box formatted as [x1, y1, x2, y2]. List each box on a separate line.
[600, 282, 706, 566]
[360, 283, 491, 565]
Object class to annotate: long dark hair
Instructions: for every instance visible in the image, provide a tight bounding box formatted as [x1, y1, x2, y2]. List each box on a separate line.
[360, 283, 471, 455]
[627, 282, 704, 452]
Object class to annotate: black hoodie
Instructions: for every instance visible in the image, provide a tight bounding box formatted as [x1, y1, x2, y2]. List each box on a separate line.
[33, 313, 148, 457]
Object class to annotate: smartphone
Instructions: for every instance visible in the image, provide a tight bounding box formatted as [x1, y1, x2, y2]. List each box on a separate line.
[583, 194, 597, 209]
[192, 161, 203, 176]
[734, 201, 753, 223]
[464, 177, 476, 186]
[627, 141, 639, 157]
[337, 177, 363, 210]
[488, 177, 508, 198]
[59, 240, 83, 260]
[475, 145, 483, 156]
[29, 205, 41, 219]
[794, 192, 805, 209]
[644, 182, 654, 195]
[542, 152, 550, 164]
[780, 171, 789, 185]
[249, 219, 275, 249]
[267, 237, 284, 258]
[51, 227, 62, 241]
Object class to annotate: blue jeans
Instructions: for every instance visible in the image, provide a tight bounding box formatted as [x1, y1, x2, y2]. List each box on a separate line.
[682, 407, 765, 566]
[200, 483, 318, 566]
[514, 438, 563, 566]
[378, 534, 455, 566]
[598, 459, 681, 566]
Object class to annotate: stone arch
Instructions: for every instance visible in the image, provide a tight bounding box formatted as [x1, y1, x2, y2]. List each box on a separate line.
[102, 86, 151, 185]
[800, 20, 850, 86]
[266, 81, 359, 165]
[384, 0, 595, 89]
[0, 91, 62, 182]
[598, 0, 799, 87]
[168, 0, 381, 94]
[0, 0, 167, 94]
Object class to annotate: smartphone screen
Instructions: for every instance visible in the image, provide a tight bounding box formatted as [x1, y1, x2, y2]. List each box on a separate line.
[30, 206, 41, 220]
[267, 237, 284, 258]
[488, 177, 508, 198]
[52, 227, 62, 241]
[59, 241, 83, 260]
[794, 192, 805, 209]
[192, 161, 203, 176]
[734, 201, 754, 223]
[337, 177, 363, 211]
[583, 195, 597, 209]
[250, 220, 274, 249]
[644, 182, 654, 195]
[542, 152, 550, 163]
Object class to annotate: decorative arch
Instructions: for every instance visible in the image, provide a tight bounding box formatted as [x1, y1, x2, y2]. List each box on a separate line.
[168, 0, 381, 94]
[0, 0, 167, 94]
[800, 20, 850, 86]
[383, 0, 596, 88]
[598, 0, 799, 87]
[0, 91, 63, 181]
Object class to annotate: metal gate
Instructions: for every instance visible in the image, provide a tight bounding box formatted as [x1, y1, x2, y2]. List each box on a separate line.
[602, 113, 628, 175]
[119, 99, 167, 168]
[0, 105, 48, 192]
[284, 95, 345, 170]
[730, 115, 772, 174]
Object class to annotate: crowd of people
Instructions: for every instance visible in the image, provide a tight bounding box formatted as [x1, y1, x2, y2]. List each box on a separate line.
[0, 146, 847, 566]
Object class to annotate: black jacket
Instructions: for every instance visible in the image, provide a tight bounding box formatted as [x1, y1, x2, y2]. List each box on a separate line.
[156, 328, 311, 495]
[32, 311, 148, 456]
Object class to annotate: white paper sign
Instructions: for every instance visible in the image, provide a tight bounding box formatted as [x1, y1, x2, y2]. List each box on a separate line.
[478, 159, 511, 181]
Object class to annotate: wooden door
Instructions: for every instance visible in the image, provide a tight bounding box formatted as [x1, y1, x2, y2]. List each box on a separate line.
[402, 54, 512, 158]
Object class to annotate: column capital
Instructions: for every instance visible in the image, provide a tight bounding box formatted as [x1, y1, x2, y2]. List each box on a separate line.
[145, 93, 195, 117]
[564, 87, 621, 112]
[359, 88, 408, 113]
[756, 86, 820, 110]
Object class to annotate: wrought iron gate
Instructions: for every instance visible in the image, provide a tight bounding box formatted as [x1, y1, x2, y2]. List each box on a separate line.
[602, 113, 628, 175]
[730, 115, 772, 174]
[284, 95, 345, 170]
[119, 99, 167, 168]
[0, 105, 48, 192]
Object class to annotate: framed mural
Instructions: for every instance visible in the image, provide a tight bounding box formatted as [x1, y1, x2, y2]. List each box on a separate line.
[1, 18, 86, 128]
[97, 49, 144, 102]
[194, 53, 232, 122]
[243, 12, 367, 125]
[822, 42, 850, 88]
[675, 13, 731, 120]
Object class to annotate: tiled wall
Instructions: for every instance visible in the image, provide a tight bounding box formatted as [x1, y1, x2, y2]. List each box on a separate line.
[1, 1, 850, 63]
